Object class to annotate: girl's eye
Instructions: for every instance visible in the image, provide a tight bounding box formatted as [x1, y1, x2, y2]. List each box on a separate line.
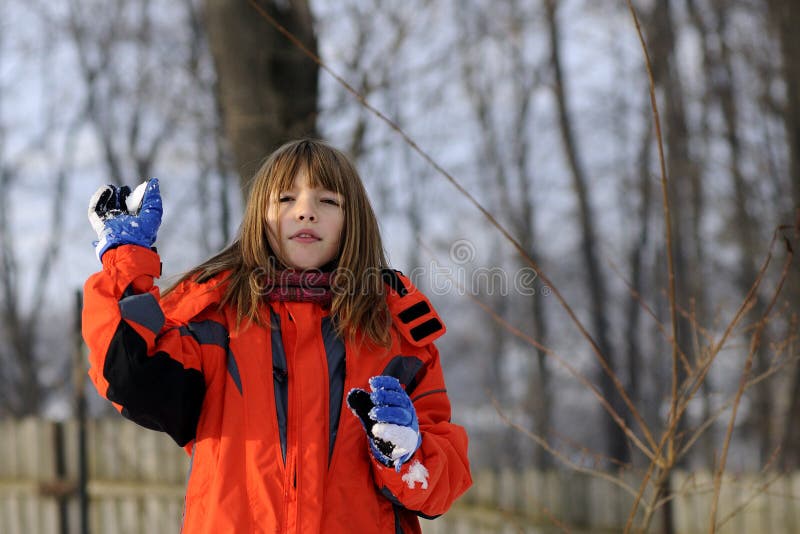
[321, 198, 341, 206]
[279, 195, 294, 203]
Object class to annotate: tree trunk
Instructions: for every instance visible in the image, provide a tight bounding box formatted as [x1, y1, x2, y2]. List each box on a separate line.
[203, 0, 318, 192]
[766, 0, 800, 208]
[544, 0, 628, 465]
[765, 0, 800, 470]
[624, 100, 654, 466]
[708, 0, 772, 465]
[645, 0, 696, 467]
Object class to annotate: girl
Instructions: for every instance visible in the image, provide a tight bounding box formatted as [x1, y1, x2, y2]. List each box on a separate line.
[83, 139, 472, 533]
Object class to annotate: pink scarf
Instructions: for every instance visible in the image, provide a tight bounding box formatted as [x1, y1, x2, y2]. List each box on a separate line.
[264, 270, 333, 307]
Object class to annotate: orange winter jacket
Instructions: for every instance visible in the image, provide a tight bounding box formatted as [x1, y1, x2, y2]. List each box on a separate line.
[82, 245, 472, 533]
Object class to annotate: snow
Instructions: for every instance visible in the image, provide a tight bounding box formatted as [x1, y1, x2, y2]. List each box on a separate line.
[125, 180, 149, 214]
[401, 460, 429, 490]
[373, 422, 419, 462]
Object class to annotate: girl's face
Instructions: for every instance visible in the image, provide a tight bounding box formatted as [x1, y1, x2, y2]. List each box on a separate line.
[267, 166, 344, 270]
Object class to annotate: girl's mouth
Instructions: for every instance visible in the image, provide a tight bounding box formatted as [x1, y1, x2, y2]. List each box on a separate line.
[290, 229, 321, 242]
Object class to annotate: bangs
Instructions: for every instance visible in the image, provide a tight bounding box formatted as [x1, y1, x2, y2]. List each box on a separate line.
[307, 151, 349, 196]
[266, 140, 350, 201]
[266, 152, 304, 199]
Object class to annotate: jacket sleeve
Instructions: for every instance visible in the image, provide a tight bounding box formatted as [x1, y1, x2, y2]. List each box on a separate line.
[82, 245, 206, 447]
[370, 342, 472, 518]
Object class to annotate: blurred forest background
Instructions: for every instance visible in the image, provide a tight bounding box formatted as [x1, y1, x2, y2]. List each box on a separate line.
[0, 0, 799, 494]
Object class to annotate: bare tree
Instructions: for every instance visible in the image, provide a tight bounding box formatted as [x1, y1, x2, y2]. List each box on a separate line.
[622, 95, 655, 465]
[0, 5, 82, 416]
[203, 0, 318, 191]
[544, 0, 628, 465]
[764, 0, 800, 469]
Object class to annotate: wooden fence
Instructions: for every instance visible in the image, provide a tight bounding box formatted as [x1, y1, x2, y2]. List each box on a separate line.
[0, 418, 798, 533]
[0, 418, 186, 534]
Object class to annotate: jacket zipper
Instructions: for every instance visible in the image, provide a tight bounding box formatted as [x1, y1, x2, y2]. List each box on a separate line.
[282, 306, 298, 532]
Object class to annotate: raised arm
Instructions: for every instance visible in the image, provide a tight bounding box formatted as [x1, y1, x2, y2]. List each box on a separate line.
[83, 180, 206, 446]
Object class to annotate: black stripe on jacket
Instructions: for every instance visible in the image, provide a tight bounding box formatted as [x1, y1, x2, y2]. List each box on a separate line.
[104, 319, 205, 447]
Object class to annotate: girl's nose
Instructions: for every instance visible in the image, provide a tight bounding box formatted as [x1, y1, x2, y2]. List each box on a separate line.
[295, 195, 316, 222]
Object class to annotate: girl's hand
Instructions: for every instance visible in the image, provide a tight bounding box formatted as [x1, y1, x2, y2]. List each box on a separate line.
[88, 178, 162, 260]
[347, 375, 421, 471]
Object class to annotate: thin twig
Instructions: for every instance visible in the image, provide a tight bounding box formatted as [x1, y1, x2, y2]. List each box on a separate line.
[622, 1, 679, 530]
[623, 0, 680, 474]
[709, 237, 793, 532]
[672, 228, 783, 425]
[715, 449, 783, 531]
[607, 257, 694, 375]
[535, 502, 572, 534]
[678, 352, 796, 460]
[490, 395, 644, 504]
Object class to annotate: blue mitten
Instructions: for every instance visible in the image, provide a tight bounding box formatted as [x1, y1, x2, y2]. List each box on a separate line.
[347, 375, 421, 470]
[88, 179, 162, 260]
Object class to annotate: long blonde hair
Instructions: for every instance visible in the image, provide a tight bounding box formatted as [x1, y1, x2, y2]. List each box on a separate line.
[167, 139, 392, 346]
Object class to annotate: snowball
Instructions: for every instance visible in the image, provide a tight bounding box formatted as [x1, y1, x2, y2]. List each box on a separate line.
[373, 423, 418, 460]
[126, 180, 148, 214]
